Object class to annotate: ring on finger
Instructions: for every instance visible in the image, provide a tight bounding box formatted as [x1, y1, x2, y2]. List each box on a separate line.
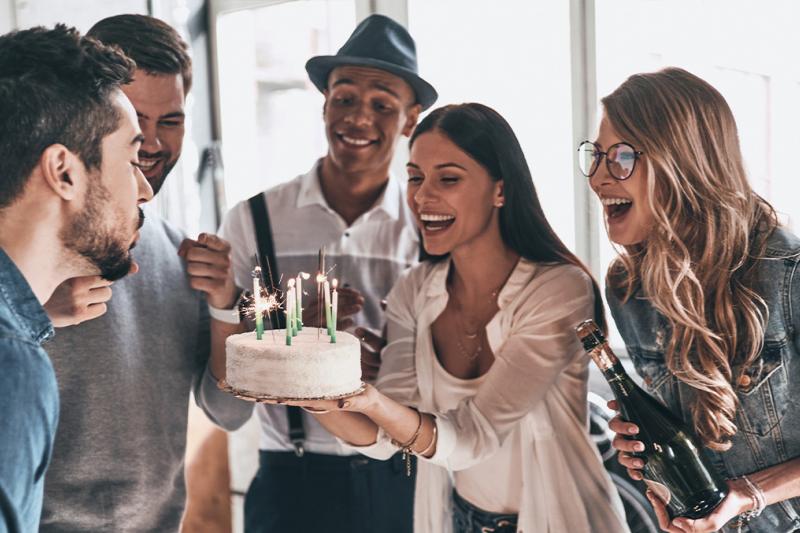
[301, 407, 331, 414]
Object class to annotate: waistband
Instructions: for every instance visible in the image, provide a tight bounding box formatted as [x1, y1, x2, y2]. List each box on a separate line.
[259, 450, 408, 471]
[452, 489, 518, 532]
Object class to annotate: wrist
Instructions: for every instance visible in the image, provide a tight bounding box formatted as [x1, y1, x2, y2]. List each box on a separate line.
[733, 475, 766, 521]
[361, 385, 385, 419]
[208, 290, 244, 324]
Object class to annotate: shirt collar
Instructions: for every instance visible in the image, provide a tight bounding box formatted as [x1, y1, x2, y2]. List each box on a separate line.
[296, 159, 401, 222]
[425, 256, 534, 308]
[0, 248, 54, 343]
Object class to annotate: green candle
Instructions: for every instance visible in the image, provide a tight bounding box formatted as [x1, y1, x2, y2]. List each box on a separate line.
[296, 274, 305, 331]
[330, 279, 338, 343]
[253, 269, 263, 340]
[323, 280, 333, 336]
[285, 310, 292, 346]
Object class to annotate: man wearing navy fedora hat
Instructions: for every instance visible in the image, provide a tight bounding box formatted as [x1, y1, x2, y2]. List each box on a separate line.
[219, 13, 437, 533]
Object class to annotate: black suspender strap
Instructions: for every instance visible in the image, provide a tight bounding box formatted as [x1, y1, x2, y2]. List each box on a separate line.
[248, 192, 305, 457]
[248, 193, 284, 329]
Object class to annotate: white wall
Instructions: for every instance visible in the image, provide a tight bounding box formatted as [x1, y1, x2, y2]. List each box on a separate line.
[0, 0, 15, 33]
[13, 0, 146, 31]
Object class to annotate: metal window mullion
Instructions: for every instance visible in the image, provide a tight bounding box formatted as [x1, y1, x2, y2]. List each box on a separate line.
[569, 0, 599, 276]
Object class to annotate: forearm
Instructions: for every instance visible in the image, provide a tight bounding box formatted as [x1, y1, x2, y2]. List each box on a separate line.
[364, 392, 437, 457]
[749, 456, 800, 506]
[209, 319, 245, 380]
[312, 411, 379, 446]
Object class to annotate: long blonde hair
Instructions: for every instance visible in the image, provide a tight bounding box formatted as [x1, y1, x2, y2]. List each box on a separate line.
[603, 67, 777, 451]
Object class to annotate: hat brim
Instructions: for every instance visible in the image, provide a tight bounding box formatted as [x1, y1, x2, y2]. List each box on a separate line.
[305, 55, 438, 111]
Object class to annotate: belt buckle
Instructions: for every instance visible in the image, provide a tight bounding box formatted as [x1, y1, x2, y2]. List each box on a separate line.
[481, 520, 515, 533]
[291, 439, 305, 458]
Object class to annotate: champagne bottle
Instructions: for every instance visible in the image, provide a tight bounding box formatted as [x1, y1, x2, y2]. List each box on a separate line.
[575, 319, 727, 519]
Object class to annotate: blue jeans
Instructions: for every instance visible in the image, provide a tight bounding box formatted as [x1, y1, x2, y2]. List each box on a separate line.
[452, 490, 518, 533]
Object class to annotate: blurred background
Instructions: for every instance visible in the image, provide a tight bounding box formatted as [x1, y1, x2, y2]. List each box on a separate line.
[3, 0, 798, 531]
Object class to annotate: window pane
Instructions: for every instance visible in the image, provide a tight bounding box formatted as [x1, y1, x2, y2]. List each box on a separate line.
[594, 0, 800, 343]
[408, 0, 576, 250]
[216, 1, 356, 207]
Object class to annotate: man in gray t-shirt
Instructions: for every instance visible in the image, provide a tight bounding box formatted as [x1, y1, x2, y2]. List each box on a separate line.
[39, 15, 251, 531]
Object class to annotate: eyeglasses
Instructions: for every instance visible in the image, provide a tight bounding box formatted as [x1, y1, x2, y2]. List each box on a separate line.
[577, 141, 643, 181]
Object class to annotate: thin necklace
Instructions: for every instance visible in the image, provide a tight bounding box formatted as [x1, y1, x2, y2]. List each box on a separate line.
[450, 287, 501, 361]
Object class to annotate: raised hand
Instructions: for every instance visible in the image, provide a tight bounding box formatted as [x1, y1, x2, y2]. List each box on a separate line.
[44, 275, 115, 327]
[302, 286, 364, 329]
[178, 233, 238, 309]
[355, 327, 386, 382]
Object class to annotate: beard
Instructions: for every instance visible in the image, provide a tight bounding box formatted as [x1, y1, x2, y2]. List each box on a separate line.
[60, 182, 145, 282]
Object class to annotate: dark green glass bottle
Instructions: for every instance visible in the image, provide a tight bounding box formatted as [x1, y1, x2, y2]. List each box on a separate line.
[575, 319, 728, 519]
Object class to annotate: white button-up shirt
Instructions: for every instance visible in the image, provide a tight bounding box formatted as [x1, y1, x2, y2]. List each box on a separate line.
[352, 258, 630, 532]
[220, 160, 419, 454]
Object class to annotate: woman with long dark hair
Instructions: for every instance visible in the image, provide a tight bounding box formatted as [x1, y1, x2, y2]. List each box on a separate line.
[287, 103, 627, 532]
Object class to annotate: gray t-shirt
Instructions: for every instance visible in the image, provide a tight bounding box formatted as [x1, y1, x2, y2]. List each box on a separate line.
[40, 213, 251, 532]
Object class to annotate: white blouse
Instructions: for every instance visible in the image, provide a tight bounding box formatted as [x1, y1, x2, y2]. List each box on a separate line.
[432, 355, 523, 514]
[351, 258, 629, 533]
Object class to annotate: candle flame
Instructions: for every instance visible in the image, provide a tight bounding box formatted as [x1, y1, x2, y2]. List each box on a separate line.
[288, 278, 296, 288]
[332, 278, 338, 289]
[299, 272, 310, 280]
[316, 273, 327, 284]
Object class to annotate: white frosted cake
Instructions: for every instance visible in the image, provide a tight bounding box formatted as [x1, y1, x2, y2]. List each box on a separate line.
[225, 329, 362, 399]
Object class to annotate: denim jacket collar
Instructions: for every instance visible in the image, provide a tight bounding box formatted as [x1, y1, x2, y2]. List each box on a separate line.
[0, 247, 53, 344]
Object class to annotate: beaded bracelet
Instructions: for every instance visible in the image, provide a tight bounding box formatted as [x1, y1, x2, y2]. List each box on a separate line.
[390, 409, 423, 476]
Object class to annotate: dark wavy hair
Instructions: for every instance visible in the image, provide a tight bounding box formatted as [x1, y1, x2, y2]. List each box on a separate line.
[0, 24, 135, 208]
[88, 14, 192, 93]
[410, 103, 606, 330]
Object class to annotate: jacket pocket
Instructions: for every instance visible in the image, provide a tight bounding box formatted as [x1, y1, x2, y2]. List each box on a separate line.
[735, 339, 789, 437]
[627, 346, 673, 401]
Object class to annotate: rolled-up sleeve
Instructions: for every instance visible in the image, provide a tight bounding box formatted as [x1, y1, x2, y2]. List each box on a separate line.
[345, 267, 424, 459]
[192, 289, 253, 431]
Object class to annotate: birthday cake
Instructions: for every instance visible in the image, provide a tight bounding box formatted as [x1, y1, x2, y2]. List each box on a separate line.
[225, 328, 363, 399]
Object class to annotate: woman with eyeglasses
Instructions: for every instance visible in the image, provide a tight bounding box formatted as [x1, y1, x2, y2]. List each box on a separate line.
[281, 103, 628, 533]
[582, 67, 800, 533]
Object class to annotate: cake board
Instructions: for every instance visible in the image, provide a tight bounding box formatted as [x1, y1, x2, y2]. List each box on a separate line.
[217, 379, 366, 404]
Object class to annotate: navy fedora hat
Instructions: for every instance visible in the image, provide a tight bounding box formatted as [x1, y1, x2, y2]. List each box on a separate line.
[305, 14, 437, 110]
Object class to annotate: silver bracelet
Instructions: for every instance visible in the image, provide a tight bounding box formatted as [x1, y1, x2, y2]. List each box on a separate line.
[739, 474, 766, 521]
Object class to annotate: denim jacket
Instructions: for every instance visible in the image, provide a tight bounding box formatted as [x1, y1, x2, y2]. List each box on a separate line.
[607, 226, 800, 533]
[0, 247, 58, 532]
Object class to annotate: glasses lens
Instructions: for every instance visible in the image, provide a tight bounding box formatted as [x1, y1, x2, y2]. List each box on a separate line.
[578, 142, 599, 177]
[607, 144, 637, 179]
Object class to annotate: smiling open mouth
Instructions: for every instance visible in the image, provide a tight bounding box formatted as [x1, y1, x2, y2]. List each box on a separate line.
[337, 133, 377, 148]
[602, 197, 633, 220]
[137, 156, 163, 173]
[420, 213, 455, 232]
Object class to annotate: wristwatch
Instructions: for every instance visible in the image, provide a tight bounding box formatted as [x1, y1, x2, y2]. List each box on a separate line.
[208, 290, 246, 324]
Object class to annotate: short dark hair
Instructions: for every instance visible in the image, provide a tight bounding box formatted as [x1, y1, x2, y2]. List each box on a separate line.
[0, 24, 135, 208]
[88, 14, 192, 93]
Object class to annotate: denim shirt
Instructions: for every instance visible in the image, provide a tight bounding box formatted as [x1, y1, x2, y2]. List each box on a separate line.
[607, 227, 800, 532]
[0, 248, 58, 533]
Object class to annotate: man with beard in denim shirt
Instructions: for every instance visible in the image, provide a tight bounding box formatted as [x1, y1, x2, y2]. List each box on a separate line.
[0, 25, 152, 531]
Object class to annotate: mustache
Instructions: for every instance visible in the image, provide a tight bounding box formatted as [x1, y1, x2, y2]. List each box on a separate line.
[138, 150, 167, 159]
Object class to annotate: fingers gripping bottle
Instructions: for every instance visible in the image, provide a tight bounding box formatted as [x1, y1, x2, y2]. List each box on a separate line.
[575, 319, 727, 519]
